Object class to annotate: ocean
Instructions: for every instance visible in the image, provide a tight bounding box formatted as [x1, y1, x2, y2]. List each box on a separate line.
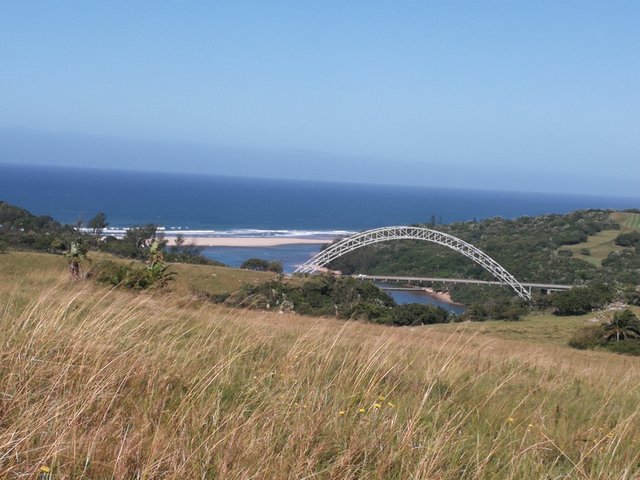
[2, 163, 638, 310]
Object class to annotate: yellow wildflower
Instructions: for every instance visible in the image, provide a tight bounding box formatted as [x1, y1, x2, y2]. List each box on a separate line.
[527, 424, 533, 429]
[40, 467, 51, 473]
[338, 410, 346, 416]
[388, 402, 395, 408]
[507, 417, 515, 423]
[377, 395, 386, 401]
[373, 403, 382, 409]
[358, 408, 365, 413]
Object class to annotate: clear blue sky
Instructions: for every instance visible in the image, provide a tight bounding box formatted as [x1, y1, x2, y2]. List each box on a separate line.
[0, 1, 638, 196]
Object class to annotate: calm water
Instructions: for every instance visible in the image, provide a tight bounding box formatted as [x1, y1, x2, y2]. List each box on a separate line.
[3, 163, 639, 310]
[380, 288, 467, 314]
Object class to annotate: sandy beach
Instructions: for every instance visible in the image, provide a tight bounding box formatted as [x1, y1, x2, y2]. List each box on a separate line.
[166, 236, 332, 247]
[422, 287, 463, 306]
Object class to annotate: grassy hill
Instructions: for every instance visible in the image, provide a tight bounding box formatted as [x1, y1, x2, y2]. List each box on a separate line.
[2, 251, 640, 478]
[562, 212, 640, 266]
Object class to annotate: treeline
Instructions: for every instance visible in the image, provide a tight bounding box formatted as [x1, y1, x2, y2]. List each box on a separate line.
[0, 201, 77, 254]
[0, 201, 220, 266]
[210, 274, 453, 326]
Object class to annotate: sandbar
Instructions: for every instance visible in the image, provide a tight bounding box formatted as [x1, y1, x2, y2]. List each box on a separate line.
[166, 236, 333, 247]
[422, 287, 462, 306]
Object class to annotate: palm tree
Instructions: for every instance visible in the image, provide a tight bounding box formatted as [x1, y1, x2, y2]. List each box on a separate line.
[604, 310, 640, 342]
[66, 240, 89, 279]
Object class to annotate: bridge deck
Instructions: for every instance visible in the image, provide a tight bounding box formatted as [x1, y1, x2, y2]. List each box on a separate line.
[353, 274, 573, 291]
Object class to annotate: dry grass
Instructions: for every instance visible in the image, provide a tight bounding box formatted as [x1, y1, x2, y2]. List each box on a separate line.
[2, 263, 640, 478]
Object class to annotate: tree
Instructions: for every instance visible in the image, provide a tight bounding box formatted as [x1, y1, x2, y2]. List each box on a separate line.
[66, 240, 89, 279]
[123, 224, 160, 250]
[268, 261, 283, 274]
[615, 231, 640, 248]
[87, 212, 108, 238]
[604, 310, 640, 342]
[241, 258, 270, 271]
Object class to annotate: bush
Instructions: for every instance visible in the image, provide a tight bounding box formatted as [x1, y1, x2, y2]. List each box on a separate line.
[241, 258, 270, 271]
[391, 303, 449, 326]
[92, 260, 174, 290]
[240, 258, 283, 273]
[0, 240, 7, 253]
[602, 340, 640, 356]
[623, 287, 640, 306]
[615, 231, 640, 248]
[551, 284, 614, 316]
[568, 324, 604, 350]
[463, 297, 527, 321]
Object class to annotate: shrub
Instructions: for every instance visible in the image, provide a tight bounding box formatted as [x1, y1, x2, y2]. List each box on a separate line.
[604, 309, 640, 342]
[551, 284, 613, 316]
[615, 231, 640, 247]
[391, 303, 449, 326]
[602, 340, 640, 356]
[92, 260, 174, 290]
[463, 298, 527, 321]
[241, 258, 271, 271]
[568, 324, 604, 350]
[0, 239, 7, 253]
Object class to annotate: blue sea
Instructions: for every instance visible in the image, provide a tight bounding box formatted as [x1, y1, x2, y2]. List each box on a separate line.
[2, 163, 639, 310]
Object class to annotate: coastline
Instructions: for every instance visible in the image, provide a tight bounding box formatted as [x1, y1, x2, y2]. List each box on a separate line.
[166, 236, 332, 247]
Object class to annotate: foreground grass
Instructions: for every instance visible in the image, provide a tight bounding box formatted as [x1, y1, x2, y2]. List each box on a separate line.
[2, 271, 640, 478]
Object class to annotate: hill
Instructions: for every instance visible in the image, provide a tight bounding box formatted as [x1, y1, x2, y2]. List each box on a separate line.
[328, 209, 640, 304]
[562, 212, 640, 266]
[2, 251, 640, 478]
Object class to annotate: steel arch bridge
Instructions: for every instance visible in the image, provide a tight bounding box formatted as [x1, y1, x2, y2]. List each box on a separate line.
[294, 226, 533, 301]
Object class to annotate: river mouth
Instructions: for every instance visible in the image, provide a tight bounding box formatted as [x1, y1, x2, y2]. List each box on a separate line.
[376, 283, 466, 315]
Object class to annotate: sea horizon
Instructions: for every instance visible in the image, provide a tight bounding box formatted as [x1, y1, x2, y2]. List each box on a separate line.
[2, 162, 639, 233]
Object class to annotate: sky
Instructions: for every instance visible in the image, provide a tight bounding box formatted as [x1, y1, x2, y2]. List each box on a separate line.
[0, 1, 639, 196]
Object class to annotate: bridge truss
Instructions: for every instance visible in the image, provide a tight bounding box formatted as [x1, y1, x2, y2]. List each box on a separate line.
[294, 226, 533, 301]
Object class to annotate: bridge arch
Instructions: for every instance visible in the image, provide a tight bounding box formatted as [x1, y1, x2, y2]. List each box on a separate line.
[295, 226, 532, 301]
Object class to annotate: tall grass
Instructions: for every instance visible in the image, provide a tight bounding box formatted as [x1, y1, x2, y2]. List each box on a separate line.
[2, 283, 640, 478]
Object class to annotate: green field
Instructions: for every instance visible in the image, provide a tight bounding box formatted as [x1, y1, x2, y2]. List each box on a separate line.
[562, 212, 640, 266]
[614, 211, 640, 229]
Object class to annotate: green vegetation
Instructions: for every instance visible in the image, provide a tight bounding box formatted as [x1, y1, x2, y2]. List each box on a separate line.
[65, 240, 90, 279]
[328, 210, 640, 310]
[616, 210, 640, 229]
[551, 284, 614, 316]
[569, 309, 640, 356]
[462, 297, 528, 321]
[0, 200, 80, 253]
[93, 240, 174, 290]
[614, 231, 640, 247]
[240, 257, 284, 273]
[219, 274, 452, 325]
[0, 200, 221, 266]
[563, 211, 640, 265]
